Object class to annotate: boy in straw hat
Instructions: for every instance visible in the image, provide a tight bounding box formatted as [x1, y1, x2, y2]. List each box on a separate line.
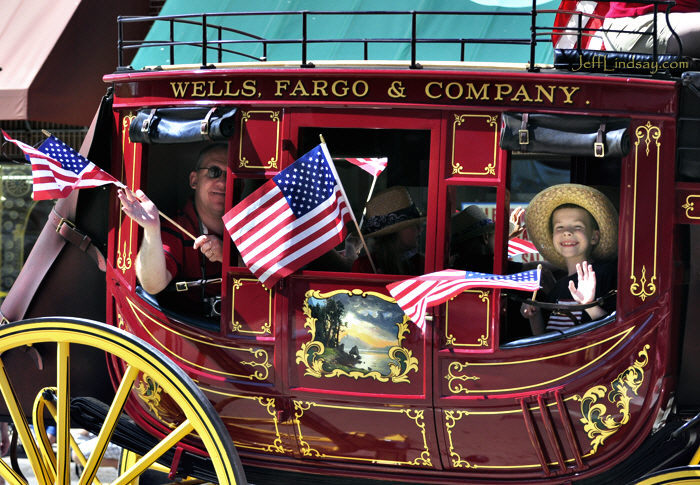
[520, 184, 618, 335]
[353, 186, 426, 275]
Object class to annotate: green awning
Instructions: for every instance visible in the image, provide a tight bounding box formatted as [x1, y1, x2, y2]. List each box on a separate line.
[129, 0, 557, 69]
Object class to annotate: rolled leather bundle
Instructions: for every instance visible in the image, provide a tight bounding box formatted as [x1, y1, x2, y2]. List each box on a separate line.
[500, 112, 630, 158]
[129, 106, 237, 144]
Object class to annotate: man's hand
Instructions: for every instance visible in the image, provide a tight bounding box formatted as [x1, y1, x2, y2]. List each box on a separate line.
[118, 188, 160, 231]
[194, 235, 223, 263]
[568, 261, 596, 305]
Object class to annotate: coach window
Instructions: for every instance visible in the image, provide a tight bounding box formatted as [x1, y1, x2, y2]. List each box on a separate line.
[297, 127, 430, 276]
[447, 185, 500, 273]
[137, 142, 230, 328]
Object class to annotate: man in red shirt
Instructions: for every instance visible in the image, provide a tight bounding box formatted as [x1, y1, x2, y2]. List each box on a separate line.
[602, 1, 700, 57]
[117, 144, 227, 296]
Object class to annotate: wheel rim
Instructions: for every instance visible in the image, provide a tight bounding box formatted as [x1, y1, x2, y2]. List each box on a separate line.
[0, 317, 246, 485]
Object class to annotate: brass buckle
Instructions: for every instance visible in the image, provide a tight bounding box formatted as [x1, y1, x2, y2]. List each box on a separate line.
[55, 217, 76, 233]
[518, 129, 529, 145]
[175, 281, 189, 292]
[594, 142, 605, 158]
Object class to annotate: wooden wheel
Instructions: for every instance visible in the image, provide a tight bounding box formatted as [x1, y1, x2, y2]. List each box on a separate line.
[0, 317, 246, 485]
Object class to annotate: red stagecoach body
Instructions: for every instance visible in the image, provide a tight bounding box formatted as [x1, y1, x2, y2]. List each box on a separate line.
[3, 4, 700, 485]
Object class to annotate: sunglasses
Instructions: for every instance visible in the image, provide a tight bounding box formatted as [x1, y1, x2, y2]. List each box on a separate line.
[197, 166, 226, 179]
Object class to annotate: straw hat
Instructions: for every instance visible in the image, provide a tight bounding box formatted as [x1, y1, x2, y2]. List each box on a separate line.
[362, 186, 426, 238]
[451, 205, 495, 244]
[525, 183, 618, 269]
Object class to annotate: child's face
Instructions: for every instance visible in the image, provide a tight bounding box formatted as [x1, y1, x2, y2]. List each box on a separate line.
[551, 207, 600, 263]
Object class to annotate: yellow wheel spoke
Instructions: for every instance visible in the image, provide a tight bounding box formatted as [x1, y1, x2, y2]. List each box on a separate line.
[0, 357, 51, 485]
[79, 365, 139, 485]
[0, 455, 26, 485]
[56, 342, 71, 485]
[32, 388, 57, 479]
[112, 419, 194, 485]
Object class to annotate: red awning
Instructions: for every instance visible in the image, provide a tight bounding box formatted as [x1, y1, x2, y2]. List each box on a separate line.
[0, 0, 149, 125]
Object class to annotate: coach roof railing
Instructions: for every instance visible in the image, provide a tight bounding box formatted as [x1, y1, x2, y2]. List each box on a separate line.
[116, 1, 680, 73]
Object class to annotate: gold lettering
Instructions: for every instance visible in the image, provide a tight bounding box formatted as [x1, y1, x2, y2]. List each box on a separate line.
[425, 82, 442, 99]
[207, 81, 223, 97]
[465, 83, 489, 100]
[352, 80, 369, 98]
[558, 86, 580, 104]
[535, 85, 555, 103]
[494, 84, 513, 101]
[275, 80, 291, 96]
[445, 82, 464, 100]
[510, 84, 533, 102]
[170, 82, 189, 97]
[191, 81, 206, 97]
[331, 80, 349, 97]
[312, 80, 328, 96]
[289, 80, 310, 97]
[241, 79, 257, 97]
[224, 80, 239, 96]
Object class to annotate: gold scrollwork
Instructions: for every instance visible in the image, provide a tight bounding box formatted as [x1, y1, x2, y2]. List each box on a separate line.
[630, 265, 656, 301]
[445, 361, 481, 394]
[445, 290, 490, 347]
[575, 344, 650, 454]
[238, 110, 280, 169]
[126, 297, 272, 381]
[451, 114, 498, 176]
[295, 289, 419, 383]
[629, 121, 660, 301]
[231, 278, 272, 335]
[683, 195, 700, 220]
[135, 374, 178, 429]
[117, 113, 137, 274]
[255, 397, 286, 453]
[293, 400, 432, 466]
[444, 410, 474, 468]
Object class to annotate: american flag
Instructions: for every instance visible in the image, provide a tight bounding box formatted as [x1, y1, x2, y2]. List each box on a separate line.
[387, 268, 541, 331]
[552, 1, 609, 50]
[344, 157, 388, 177]
[224, 144, 352, 287]
[508, 237, 539, 258]
[2, 130, 122, 200]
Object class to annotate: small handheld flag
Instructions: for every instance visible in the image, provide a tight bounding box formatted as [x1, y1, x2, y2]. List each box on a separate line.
[344, 157, 388, 177]
[508, 237, 539, 258]
[2, 130, 123, 200]
[387, 268, 541, 331]
[224, 143, 352, 287]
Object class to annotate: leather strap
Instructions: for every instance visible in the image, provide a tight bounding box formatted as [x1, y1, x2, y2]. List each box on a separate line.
[48, 209, 106, 272]
[173, 277, 222, 292]
[0, 192, 78, 324]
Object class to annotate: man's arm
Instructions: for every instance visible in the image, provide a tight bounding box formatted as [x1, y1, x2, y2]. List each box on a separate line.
[118, 189, 173, 294]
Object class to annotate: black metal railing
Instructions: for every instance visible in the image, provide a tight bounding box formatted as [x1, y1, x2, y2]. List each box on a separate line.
[116, 1, 683, 73]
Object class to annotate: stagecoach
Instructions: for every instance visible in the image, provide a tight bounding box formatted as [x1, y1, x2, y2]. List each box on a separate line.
[1, 2, 700, 484]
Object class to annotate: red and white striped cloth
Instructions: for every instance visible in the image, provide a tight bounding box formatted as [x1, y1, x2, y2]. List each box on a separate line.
[343, 157, 388, 177]
[224, 144, 351, 287]
[507, 237, 539, 258]
[552, 1, 609, 50]
[2, 130, 122, 200]
[387, 268, 541, 331]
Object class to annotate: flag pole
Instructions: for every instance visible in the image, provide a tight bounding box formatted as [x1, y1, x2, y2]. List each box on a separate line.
[158, 210, 197, 241]
[319, 135, 377, 273]
[531, 264, 542, 301]
[358, 173, 378, 230]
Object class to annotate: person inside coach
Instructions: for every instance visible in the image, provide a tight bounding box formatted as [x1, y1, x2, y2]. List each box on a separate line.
[117, 144, 227, 305]
[352, 186, 426, 275]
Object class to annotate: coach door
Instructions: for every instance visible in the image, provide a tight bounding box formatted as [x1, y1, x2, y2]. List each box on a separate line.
[280, 109, 443, 469]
